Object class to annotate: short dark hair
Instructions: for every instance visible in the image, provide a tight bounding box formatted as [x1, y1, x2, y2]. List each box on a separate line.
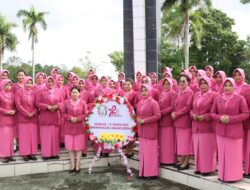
[126, 78, 134, 85]
[70, 86, 80, 93]
[16, 69, 26, 76]
[179, 74, 191, 83]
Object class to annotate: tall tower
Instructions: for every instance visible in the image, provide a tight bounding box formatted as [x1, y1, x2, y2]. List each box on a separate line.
[123, 0, 161, 80]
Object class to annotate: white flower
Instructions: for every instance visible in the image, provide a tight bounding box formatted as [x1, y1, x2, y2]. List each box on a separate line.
[119, 98, 124, 104]
[97, 96, 102, 101]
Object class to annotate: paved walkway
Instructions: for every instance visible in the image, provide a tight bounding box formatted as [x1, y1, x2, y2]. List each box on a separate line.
[0, 165, 195, 190]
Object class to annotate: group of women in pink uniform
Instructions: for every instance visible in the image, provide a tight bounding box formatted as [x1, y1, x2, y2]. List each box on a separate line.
[0, 65, 250, 181]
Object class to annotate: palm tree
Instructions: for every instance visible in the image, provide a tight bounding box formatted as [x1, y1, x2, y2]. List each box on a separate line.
[162, 0, 211, 69]
[17, 6, 48, 81]
[0, 15, 18, 70]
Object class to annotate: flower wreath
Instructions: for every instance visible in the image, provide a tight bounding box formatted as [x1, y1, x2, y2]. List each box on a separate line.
[85, 94, 137, 150]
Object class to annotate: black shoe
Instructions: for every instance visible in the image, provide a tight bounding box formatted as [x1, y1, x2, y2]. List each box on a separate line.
[23, 156, 29, 161]
[160, 163, 176, 166]
[29, 156, 37, 161]
[178, 164, 189, 170]
[68, 168, 75, 173]
[194, 171, 201, 175]
[8, 157, 16, 162]
[75, 169, 81, 174]
[60, 143, 65, 148]
[201, 172, 212, 176]
[52, 156, 60, 159]
[125, 152, 134, 158]
[173, 163, 182, 168]
[2, 159, 9, 163]
[82, 153, 87, 157]
[103, 153, 109, 157]
[42, 157, 48, 161]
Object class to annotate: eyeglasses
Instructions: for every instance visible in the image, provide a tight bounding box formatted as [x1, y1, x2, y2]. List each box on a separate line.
[179, 80, 187, 83]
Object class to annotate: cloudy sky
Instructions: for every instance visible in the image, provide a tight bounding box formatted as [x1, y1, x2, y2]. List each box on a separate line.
[0, 0, 249, 78]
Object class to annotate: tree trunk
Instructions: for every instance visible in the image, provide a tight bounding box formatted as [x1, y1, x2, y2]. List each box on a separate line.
[32, 37, 35, 83]
[183, 11, 189, 70]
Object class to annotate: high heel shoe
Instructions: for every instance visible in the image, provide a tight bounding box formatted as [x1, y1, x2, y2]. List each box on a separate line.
[178, 164, 189, 170]
[68, 168, 75, 173]
[75, 169, 81, 174]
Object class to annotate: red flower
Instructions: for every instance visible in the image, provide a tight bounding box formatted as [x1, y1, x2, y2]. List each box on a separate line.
[114, 144, 119, 150]
[132, 126, 137, 132]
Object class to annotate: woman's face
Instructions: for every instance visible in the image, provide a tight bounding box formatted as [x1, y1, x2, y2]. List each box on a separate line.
[124, 81, 132, 91]
[178, 76, 188, 90]
[196, 73, 202, 81]
[150, 74, 157, 84]
[189, 69, 196, 77]
[109, 81, 115, 89]
[141, 86, 148, 97]
[118, 74, 125, 81]
[26, 79, 33, 89]
[100, 78, 107, 87]
[71, 88, 80, 99]
[4, 82, 12, 91]
[136, 72, 142, 81]
[215, 73, 222, 83]
[58, 77, 64, 86]
[78, 81, 85, 90]
[224, 81, 234, 94]
[53, 69, 59, 75]
[36, 74, 44, 83]
[163, 80, 170, 91]
[1, 72, 9, 80]
[233, 71, 242, 83]
[91, 76, 98, 84]
[48, 78, 54, 89]
[142, 77, 148, 84]
[17, 72, 25, 82]
[73, 77, 78, 85]
[199, 79, 209, 92]
[205, 68, 212, 77]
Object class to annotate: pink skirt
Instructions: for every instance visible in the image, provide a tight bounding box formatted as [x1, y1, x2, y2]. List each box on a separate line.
[65, 134, 85, 151]
[0, 126, 14, 158]
[244, 129, 250, 174]
[193, 132, 217, 173]
[18, 123, 38, 156]
[217, 135, 243, 181]
[139, 137, 159, 177]
[40, 125, 59, 157]
[175, 128, 192, 156]
[159, 127, 176, 164]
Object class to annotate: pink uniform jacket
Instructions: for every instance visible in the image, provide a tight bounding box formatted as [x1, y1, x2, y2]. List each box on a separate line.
[240, 85, 250, 129]
[173, 87, 194, 128]
[0, 84, 15, 126]
[191, 90, 217, 133]
[36, 87, 61, 126]
[158, 90, 177, 128]
[211, 94, 249, 138]
[15, 88, 37, 123]
[137, 96, 161, 139]
[61, 99, 88, 135]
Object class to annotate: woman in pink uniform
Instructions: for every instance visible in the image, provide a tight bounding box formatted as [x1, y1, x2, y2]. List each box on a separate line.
[94, 76, 115, 97]
[34, 72, 45, 91]
[204, 65, 214, 82]
[233, 68, 247, 94]
[62, 86, 88, 174]
[55, 75, 69, 146]
[0, 79, 16, 163]
[149, 72, 158, 90]
[191, 76, 217, 175]
[0, 70, 10, 91]
[36, 76, 61, 160]
[137, 84, 161, 179]
[212, 71, 226, 94]
[50, 68, 59, 80]
[15, 76, 38, 161]
[211, 78, 249, 182]
[133, 71, 143, 92]
[158, 78, 177, 166]
[240, 84, 250, 176]
[189, 66, 198, 92]
[171, 74, 194, 170]
[78, 78, 93, 156]
[115, 72, 125, 90]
